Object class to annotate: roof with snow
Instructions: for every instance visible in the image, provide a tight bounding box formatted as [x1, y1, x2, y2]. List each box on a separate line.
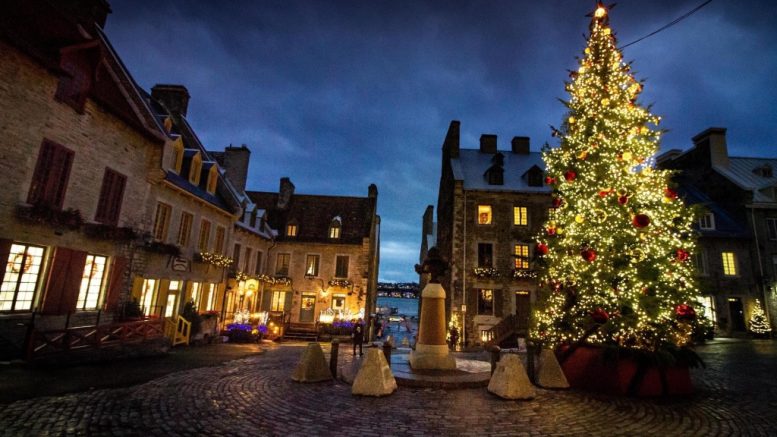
[452, 149, 550, 193]
[714, 157, 777, 204]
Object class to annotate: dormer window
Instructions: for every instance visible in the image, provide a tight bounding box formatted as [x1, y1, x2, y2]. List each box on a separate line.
[329, 217, 342, 239]
[55, 47, 97, 113]
[286, 223, 298, 237]
[163, 117, 173, 133]
[753, 164, 773, 178]
[188, 152, 202, 185]
[171, 138, 184, 174]
[206, 165, 218, 194]
[484, 153, 504, 185]
[525, 165, 544, 187]
[699, 212, 715, 230]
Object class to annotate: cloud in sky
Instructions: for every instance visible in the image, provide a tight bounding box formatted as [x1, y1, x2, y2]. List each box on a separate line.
[105, 0, 777, 281]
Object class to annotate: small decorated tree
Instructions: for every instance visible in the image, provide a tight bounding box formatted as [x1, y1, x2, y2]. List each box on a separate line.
[749, 299, 772, 337]
[532, 3, 704, 358]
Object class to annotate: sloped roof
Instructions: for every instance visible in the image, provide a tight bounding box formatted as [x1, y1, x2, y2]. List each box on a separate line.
[453, 149, 551, 193]
[676, 183, 749, 239]
[247, 192, 375, 245]
[714, 157, 777, 203]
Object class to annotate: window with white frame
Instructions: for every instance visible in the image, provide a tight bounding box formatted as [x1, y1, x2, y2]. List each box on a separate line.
[722, 252, 737, 276]
[76, 254, 108, 310]
[699, 213, 715, 230]
[478, 205, 492, 225]
[140, 279, 157, 316]
[332, 294, 346, 311]
[514, 244, 530, 269]
[1, 243, 46, 312]
[305, 254, 320, 277]
[271, 291, 286, 311]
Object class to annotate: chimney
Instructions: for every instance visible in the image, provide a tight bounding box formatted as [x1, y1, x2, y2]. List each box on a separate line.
[151, 84, 191, 117]
[692, 127, 729, 168]
[368, 184, 378, 199]
[54, 0, 112, 30]
[277, 177, 295, 209]
[480, 134, 497, 154]
[443, 120, 460, 159]
[221, 145, 251, 192]
[511, 136, 530, 154]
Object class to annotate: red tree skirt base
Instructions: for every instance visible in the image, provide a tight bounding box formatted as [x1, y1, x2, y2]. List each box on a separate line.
[557, 345, 693, 397]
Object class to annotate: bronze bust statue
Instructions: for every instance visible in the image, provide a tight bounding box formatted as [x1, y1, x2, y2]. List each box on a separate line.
[414, 246, 449, 284]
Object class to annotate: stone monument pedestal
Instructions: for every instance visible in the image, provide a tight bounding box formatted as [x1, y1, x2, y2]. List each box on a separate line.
[409, 283, 456, 370]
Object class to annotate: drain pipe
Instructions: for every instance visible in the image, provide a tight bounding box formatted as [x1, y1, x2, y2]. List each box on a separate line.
[462, 190, 467, 348]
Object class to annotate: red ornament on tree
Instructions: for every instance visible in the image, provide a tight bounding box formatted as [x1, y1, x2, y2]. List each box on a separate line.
[581, 248, 597, 262]
[632, 214, 650, 228]
[552, 197, 563, 208]
[664, 187, 678, 200]
[618, 195, 629, 205]
[591, 308, 609, 324]
[674, 248, 689, 262]
[536, 243, 549, 255]
[545, 176, 557, 185]
[598, 189, 611, 198]
[675, 304, 696, 320]
[564, 170, 577, 182]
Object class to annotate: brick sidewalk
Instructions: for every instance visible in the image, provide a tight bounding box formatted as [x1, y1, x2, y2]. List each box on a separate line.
[1, 339, 776, 436]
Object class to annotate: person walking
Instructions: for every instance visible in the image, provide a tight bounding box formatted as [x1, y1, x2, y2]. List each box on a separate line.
[352, 319, 364, 356]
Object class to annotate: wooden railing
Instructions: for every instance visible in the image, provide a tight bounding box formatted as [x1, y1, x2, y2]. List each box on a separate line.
[164, 316, 191, 346]
[25, 319, 164, 360]
[484, 314, 518, 347]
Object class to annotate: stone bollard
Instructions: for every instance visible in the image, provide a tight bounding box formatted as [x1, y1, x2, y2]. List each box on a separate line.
[330, 339, 340, 378]
[489, 345, 501, 375]
[382, 341, 392, 365]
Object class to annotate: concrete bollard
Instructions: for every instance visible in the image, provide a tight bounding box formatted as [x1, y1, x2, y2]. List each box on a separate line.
[330, 339, 340, 378]
[489, 345, 501, 375]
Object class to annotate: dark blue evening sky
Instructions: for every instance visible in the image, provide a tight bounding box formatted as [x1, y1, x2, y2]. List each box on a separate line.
[105, 0, 777, 282]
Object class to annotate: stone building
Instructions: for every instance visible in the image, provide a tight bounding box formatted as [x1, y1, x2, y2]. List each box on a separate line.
[248, 180, 380, 335]
[208, 145, 276, 323]
[0, 0, 168, 358]
[658, 127, 777, 334]
[433, 121, 551, 347]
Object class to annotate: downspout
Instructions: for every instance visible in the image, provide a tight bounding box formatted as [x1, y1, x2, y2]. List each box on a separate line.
[260, 237, 277, 312]
[462, 190, 467, 347]
[750, 206, 770, 327]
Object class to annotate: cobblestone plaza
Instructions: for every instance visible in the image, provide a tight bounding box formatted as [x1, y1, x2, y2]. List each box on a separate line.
[1, 338, 776, 436]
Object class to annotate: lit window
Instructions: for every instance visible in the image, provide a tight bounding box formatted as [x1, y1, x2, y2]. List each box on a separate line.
[696, 295, 716, 323]
[1, 244, 46, 312]
[477, 289, 494, 315]
[514, 206, 528, 226]
[276, 253, 290, 276]
[206, 166, 218, 194]
[335, 255, 350, 278]
[514, 244, 530, 269]
[271, 291, 286, 311]
[189, 152, 202, 186]
[699, 213, 715, 230]
[140, 279, 157, 316]
[177, 212, 193, 247]
[332, 294, 346, 310]
[190, 282, 201, 308]
[722, 252, 737, 276]
[165, 281, 181, 317]
[329, 218, 342, 239]
[287, 224, 298, 237]
[153, 202, 172, 242]
[478, 205, 492, 225]
[198, 220, 211, 252]
[204, 283, 216, 311]
[77, 254, 107, 310]
[305, 254, 320, 277]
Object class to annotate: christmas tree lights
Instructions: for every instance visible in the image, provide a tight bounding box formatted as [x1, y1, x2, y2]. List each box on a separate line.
[749, 299, 772, 336]
[531, 3, 702, 353]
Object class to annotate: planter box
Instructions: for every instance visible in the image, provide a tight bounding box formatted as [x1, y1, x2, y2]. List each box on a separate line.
[557, 344, 693, 396]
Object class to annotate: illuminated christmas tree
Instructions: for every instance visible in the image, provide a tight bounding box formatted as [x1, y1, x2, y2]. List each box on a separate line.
[749, 299, 772, 336]
[532, 3, 701, 353]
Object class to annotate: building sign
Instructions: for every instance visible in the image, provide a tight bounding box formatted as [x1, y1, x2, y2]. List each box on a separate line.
[171, 257, 190, 272]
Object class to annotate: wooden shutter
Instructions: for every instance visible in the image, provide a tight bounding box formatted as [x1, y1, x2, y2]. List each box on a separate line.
[103, 256, 128, 312]
[283, 291, 292, 314]
[260, 287, 272, 311]
[494, 289, 503, 317]
[0, 239, 12, 285]
[95, 168, 127, 225]
[27, 140, 74, 210]
[214, 284, 225, 312]
[27, 141, 55, 205]
[131, 276, 144, 301]
[40, 247, 86, 314]
[156, 279, 170, 316]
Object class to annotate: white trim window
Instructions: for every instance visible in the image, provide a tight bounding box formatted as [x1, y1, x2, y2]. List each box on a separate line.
[77, 254, 108, 310]
[699, 213, 715, 231]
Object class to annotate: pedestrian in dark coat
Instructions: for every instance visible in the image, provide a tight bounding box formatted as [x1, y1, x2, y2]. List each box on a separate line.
[352, 319, 364, 356]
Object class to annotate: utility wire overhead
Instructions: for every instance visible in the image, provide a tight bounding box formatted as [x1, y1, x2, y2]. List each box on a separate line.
[621, 0, 713, 49]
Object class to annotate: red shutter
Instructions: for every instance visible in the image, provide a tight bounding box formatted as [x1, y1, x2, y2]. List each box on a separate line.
[94, 169, 113, 223]
[27, 140, 74, 210]
[27, 141, 55, 205]
[40, 248, 86, 314]
[104, 256, 128, 312]
[95, 168, 125, 225]
[0, 239, 12, 285]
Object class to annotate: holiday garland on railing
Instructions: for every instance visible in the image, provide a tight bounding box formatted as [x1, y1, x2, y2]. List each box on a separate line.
[328, 278, 352, 288]
[196, 251, 234, 268]
[257, 274, 292, 286]
[473, 267, 500, 279]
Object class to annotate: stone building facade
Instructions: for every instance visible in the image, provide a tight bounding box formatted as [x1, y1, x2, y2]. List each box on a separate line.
[248, 181, 380, 331]
[0, 1, 168, 358]
[434, 121, 551, 347]
[658, 127, 777, 334]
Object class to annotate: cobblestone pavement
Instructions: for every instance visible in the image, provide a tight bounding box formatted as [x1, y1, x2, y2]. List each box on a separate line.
[1, 339, 776, 436]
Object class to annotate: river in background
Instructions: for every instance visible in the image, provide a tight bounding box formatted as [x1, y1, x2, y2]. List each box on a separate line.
[376, 296, 419, 318]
